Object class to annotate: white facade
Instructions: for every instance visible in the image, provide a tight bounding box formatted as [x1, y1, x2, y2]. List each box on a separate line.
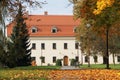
[30, 36, 120, 66]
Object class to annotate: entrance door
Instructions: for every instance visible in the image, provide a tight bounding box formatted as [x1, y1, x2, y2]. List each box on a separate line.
[63, 56, 68, 66]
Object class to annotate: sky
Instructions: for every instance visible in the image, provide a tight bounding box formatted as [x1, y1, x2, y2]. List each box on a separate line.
[29, 0, 73, 15]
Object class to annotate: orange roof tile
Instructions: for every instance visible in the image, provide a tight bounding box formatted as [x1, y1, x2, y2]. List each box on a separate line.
[7, 14, 80, 37]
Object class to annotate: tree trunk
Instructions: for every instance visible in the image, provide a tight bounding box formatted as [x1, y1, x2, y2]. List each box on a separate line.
[81, 52, 83, 65]
[112, 53, 115, 66]
[106, 26, 110, 69]
[88, 50, 90, 67]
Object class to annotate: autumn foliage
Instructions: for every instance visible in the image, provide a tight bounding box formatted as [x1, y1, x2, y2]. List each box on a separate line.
[1, 69, 120, 80]
[93, 0, 115, 15]
[48, 69, 120, 80]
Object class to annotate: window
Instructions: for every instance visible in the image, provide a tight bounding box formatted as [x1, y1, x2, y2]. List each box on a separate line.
[53, 56, 56, 63]
[93, 55, 98, 63]
[75, 42, 79, 49]
[32, 43, 36, 49]
[85, 56, 88, 63]
[53, 43, 56, 49]
[51, 27, 57, 33]
[64, 43, 68, 49]
[31, 27, 38, 33]
[73, 27, 77, 33]
[41, 56, 45, 63]
[117, 56, 120, 62]
[75, 56, 79, 62]
[41, 43, 45, 50]
[31, 57, 36, 61]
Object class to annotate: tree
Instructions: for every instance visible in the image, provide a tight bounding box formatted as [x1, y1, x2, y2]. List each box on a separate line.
[10, 3, 31, 67]
[0, 0, 44, 36]
[72, 0, 120, 69]
[0, 29, 6, 67]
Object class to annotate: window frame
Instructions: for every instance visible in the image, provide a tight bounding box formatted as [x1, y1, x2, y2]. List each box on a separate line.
[51, 27, 57, 33]
[31, 27, 38, 33]
[73, 27, 77, 33]
[53, 43, 56, 49]
[75, 42, 79, 49]
[85, 56, 88, 63]
[32, 43, 36, 49]
[41, 43, 45, 50]
[53, 56, 56, 63]
[117, 56, 120, 62]
[64, 43, 68, 49]
[41, 56, 45, 63]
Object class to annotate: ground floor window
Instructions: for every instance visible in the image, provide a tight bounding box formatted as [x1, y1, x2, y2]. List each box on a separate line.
[93, 55, 98, 63]
[41, 56, 45, 63]
[53, 56, 56, 63]
[85, 56, 88, 63]
[31, 57, 36, 61]
[75, 56, 79, 62]
[117, 56, 120, 62]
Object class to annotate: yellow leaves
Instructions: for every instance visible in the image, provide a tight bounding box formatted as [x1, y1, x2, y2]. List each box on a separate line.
[0, 70, 49, 80]
[93, 0, 115, 15]
[48, 69, 120, 80]
[1, 69, 120, 79]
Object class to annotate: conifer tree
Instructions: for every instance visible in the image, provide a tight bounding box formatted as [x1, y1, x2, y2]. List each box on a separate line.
[10, 3, 31, 66]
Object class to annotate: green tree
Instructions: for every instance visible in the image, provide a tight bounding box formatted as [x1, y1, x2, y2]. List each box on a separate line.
[72, 0, 120, 69]
[10, 3, 31, 67]
[0, 29, 6, 67]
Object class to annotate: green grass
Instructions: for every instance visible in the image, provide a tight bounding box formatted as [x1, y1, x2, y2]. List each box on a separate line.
[80, 64, 120, 69]
[0, 66, 61, 70]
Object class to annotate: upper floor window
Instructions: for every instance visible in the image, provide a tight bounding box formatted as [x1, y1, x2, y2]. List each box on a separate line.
[64, 43, 68, 49]
[51, 27, 57, 33]
[31, 26, 38, 33]
[75, 42, 79, 49]
[41, 43, 45, 50]
[32, 43, 36, 49]
[53, 43, 56, 49]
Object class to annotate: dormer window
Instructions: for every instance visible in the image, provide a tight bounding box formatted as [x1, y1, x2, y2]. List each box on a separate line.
[73, 27, 77, 33]
[51, 27, 57, 33]
[31, 27, 38, 33]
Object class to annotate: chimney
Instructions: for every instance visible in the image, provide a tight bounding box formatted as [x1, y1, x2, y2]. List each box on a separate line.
[44, 11, 48, 15]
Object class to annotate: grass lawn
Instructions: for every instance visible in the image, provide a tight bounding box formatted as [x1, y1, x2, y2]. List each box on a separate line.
[0, 64, 120, 80]
[80, 64, 120, 69]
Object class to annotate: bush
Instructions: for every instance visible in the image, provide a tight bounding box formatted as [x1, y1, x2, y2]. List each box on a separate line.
[70, 59, 76, 66]
[56, 59, 62, 66]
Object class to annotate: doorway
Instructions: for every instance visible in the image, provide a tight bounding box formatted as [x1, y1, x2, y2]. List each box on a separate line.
[63, 56, 68, 66]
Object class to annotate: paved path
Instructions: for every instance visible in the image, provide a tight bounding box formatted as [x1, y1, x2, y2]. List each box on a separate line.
[61, 66, 80, 70]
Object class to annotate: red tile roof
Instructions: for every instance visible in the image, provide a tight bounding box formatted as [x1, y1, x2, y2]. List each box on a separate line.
[7, 14, 80, 37]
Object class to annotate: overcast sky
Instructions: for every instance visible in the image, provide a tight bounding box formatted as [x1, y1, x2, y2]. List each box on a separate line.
[29, 0, 73, 15]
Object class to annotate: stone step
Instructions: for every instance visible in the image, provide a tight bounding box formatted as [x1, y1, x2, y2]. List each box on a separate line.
[61, 66, 80, 70]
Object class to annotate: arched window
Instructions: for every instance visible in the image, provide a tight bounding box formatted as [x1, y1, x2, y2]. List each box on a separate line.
[73, 27, 77, 33]
[51, 27, 57, 33]
[31, 26, 38, 33]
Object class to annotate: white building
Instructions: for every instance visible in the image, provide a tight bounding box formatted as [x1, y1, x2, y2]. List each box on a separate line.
[7, 12, 120, 66]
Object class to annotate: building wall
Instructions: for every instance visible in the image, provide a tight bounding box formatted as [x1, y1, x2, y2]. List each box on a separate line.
[30, 36, 80, 66]
[30, 36, 120, 66]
